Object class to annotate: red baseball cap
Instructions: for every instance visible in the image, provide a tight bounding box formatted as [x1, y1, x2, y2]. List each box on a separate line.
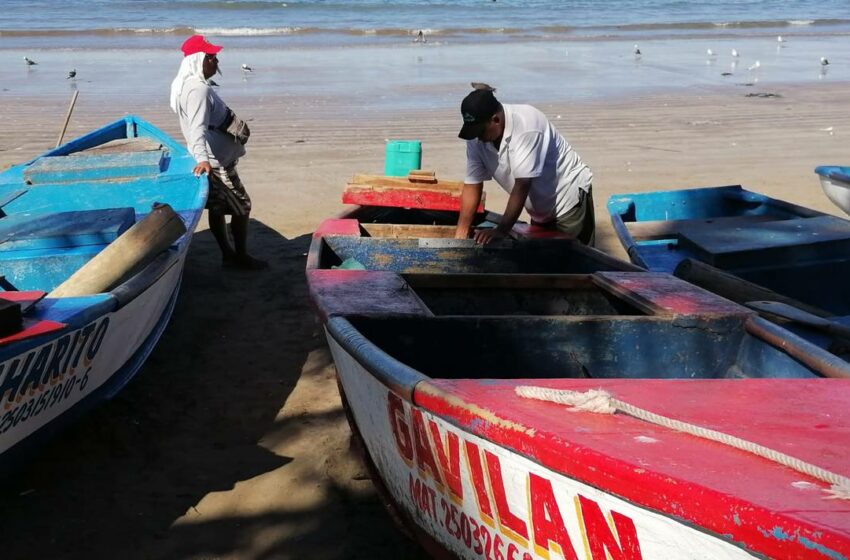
[181, 35, 223, 57]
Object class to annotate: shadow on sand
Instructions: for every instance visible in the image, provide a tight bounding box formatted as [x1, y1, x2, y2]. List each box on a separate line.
[0, 220, 426, 559]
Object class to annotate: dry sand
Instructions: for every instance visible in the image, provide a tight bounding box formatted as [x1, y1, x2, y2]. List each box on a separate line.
[0, 81, 848, 558]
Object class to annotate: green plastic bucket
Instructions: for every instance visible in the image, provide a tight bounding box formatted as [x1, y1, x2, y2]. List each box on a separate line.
[385, 140, 422, 177]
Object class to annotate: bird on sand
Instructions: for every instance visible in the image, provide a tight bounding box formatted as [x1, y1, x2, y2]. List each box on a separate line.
[777, 35, 785, 44]
[471, 82, 495, 92]
[821, 57, 830, 66]
[66, 69, 76, 79]
[23, 56, 37, 66]
[748, 60, 761, 71]
[731, 48, 739, 57]
[633, 44, 641, 57]
[706, 48, 716, 57]
[241, 63, 253, 72]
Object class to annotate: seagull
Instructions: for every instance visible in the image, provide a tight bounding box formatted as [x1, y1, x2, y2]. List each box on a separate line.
[748, 60, 761, 71]
[241, 63, 253, 72]
[706, 48, 716, 57]
[633, 44, 641, 56]
[777, 35, 785, 43]
[23, 56, 37, 66]
[821, 57, 830, 66]
[731, 49, 739, 57]
[471, 82, 495, 92]
[66, 69, 76, 79]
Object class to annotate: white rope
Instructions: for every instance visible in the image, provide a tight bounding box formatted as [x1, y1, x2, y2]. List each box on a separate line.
[516, 385, 850, 500]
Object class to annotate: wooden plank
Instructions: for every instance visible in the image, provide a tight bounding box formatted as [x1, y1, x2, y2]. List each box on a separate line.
[626, 214, 781, 240]
[343, 186, 485, 213]
[403, 273, 595, 290]
[408, 170, 437, 184]
[593, 271, 750, 316]
[678, 215, 850, 269]
[673, 258, 832, 318]
[360, 224, 458, 239]
[307, 269, 432, 320]
[350, 173, 465, 191]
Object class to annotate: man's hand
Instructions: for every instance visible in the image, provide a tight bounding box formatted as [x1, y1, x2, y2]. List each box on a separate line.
[473, 227, 507, 245]
[193, 161, 212, 176]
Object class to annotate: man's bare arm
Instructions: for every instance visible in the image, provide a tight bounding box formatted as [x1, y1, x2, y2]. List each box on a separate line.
[473, 178, 531, 244]
[455, 182, 484, 239]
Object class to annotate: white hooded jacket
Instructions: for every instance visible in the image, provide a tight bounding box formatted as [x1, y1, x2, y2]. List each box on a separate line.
[169, 52, 245, 168]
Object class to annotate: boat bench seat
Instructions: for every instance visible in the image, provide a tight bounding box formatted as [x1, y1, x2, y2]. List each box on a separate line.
[0, 208, 136, 292]
[679, 215, 850, 269]
[23, 151, 165, 185]
[627, 214, 782, 240]
[0, 208, 135, 252]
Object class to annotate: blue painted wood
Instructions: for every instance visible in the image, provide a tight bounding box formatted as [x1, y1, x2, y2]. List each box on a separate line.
[0, 208, 135, 251]
[607, 184, 850, 335]
[23, 151, 164, 185]
[679, 215, 850, 269]
[816, 165, 850, 184]
[343, 315, 825, 380]
[0, 115, 208, 474]
[322, 237, 637, 274]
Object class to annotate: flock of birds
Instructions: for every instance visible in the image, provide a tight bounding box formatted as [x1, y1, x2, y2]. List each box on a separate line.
[23, 35, 833, 86]
[19, 57, 256, 85]
[631, 35, 830, 75]
[24, 56, 75, 79]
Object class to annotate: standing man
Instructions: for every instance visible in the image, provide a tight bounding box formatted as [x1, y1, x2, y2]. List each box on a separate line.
[454, 87, 595, 245]
[170, 34, 267, 270]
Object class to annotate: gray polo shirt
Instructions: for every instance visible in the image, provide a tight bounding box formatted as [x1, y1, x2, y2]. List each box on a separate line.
[176, 81, 245, 168]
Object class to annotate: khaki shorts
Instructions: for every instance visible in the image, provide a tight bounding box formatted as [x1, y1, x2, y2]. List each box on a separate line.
[207, 162, 252, 217]
[533, 187, 596, 245]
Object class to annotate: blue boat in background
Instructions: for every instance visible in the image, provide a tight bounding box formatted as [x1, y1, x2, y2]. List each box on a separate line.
[0, 116, 206, 473]
[816, 165, 850, 217]
[607, 184, 850, 366]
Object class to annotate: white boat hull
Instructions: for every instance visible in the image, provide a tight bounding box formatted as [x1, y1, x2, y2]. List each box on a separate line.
[325, 329, 758, 560]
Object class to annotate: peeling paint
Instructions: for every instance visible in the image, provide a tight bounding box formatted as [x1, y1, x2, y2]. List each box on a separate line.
[416, 382, 537, 436]
[756, 526, 847, 560]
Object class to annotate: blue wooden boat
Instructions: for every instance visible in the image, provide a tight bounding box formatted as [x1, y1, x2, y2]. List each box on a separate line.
[816, 165, 850, 216]
[607, 185, 850, 309]
[0, 116, 206, 473]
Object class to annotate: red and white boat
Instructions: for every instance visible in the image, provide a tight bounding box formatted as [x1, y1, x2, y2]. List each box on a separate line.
[307, 179, 850, 559]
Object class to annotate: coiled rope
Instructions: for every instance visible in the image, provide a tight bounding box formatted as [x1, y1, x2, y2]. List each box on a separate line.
[515, 386, 850, 500]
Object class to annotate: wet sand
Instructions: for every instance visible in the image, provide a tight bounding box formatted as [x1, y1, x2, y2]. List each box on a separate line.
[0, 80, 849, 558]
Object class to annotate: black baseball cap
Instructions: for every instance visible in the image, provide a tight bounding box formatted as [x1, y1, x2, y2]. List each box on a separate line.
[458, 89, 501, 140]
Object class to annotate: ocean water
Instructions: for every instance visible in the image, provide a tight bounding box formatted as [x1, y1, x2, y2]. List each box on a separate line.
[2, 0, 849, 49]
[1, 1, 847, 112]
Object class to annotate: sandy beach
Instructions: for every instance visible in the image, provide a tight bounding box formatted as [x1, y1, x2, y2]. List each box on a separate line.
[1, 36, 850, 558]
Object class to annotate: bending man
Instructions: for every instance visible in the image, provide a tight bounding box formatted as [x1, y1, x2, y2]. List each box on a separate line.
[454, 87, 595, 245]
[170, 34, 267, 270]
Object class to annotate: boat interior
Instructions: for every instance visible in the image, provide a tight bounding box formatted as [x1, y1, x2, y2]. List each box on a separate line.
[317, 235, 633, 274]
[609, 185, 850, 314]
[342, 312, 819, 380]
[0, 119, 201, 293]
[314, 266, 835, 380]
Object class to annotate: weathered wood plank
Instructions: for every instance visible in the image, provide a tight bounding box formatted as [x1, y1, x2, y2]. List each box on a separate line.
[403, 273, 595, 290]
[593, 271, 750, 316]
[360, 224, 458, 239]
[625, 214, 780, 240]
[350, 173, 465, 191]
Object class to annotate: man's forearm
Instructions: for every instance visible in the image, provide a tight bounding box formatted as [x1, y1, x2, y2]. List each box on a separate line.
[455, 182, 483, 238]
[497, 179, 531, 233]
